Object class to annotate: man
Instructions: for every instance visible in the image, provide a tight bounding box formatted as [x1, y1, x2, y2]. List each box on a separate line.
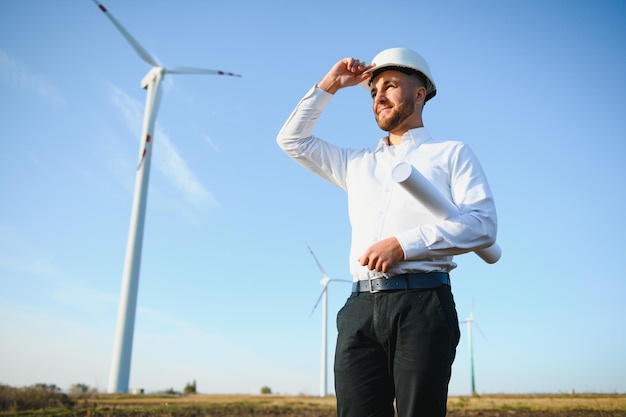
[276, 47, 497, 417]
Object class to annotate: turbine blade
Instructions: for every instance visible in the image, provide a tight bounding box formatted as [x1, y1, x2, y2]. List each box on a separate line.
[167, 67, 242, 77]
[306, 243, 329, 279]
[92, 0, 158, 67]
[309, 286, 327, 317]
[474, 322, 488, 342]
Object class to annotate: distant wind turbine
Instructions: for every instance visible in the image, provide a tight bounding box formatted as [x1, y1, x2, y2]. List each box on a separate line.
[460, 303, 485, 397]
[91, 0, 241, 394]
[306, 244, 351, 397]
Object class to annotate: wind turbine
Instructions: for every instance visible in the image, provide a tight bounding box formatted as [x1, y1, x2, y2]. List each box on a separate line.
[306, 244, 351, 397]
[460, 303, 484, 397]
[91, 1, 241, 394]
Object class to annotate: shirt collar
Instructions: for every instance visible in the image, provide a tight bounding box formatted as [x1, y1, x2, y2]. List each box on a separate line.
[374, 127, 432, 152]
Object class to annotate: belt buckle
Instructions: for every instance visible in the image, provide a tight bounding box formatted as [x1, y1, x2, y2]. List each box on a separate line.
[368, 277, 380, 294]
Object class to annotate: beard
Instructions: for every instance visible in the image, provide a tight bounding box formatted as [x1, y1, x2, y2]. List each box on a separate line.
[375, 100, 415, 132]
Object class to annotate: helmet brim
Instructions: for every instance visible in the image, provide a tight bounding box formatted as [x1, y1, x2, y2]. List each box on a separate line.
[361, 64, 437, 102]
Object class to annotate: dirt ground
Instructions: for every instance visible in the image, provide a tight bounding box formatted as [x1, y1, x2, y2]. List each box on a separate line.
[85, 405, 626, 417]
[131, 407, 625, 417]
[447, 411, 626, 417]
[200, 408, 625, 417]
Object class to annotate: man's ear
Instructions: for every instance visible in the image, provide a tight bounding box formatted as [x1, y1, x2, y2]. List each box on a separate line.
[415, 86, 427, 104]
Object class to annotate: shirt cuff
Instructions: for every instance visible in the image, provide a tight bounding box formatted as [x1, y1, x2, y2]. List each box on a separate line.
[304, 84, 334, 107]
[395, 229, 425, 260]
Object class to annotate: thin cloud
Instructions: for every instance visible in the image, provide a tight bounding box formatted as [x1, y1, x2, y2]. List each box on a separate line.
[158, 137, 216, 207]
[106, 83, 218, 215]
[194, 127, 220, 153]
[0, 257, 64, 284]
[0, 50, 66, 108]
[51, 285, 118, 316]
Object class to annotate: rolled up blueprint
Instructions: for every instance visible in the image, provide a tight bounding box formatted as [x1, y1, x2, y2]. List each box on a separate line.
[391, 161, 502, 264]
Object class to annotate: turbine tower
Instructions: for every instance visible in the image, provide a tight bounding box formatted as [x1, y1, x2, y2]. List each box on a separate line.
[460, 304, 482, 397]
[307, 244, 351, 397]
[91, 0, 240, 393]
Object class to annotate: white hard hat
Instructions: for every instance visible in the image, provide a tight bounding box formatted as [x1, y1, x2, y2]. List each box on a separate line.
[362, 47, 437, 102]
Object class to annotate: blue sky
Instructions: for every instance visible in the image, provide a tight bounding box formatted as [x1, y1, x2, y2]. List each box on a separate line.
[1, 0, 625, 396]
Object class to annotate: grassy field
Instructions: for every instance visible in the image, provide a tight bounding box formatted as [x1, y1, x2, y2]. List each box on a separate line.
[86, 392, 626, 408]
[2, 390, 625, 416]
[448, 393, 626, 410]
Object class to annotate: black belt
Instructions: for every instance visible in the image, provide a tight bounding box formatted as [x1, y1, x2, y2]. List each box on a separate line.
[352, 272, 450, 293]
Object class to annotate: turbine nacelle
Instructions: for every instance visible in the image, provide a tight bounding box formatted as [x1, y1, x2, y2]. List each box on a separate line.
[141, 67, 164, 89]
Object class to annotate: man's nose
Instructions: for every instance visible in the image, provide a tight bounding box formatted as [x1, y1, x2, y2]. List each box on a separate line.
[374, 92, 387, 105]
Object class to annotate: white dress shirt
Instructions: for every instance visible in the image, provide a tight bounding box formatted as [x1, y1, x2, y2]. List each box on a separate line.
[277, 86, 497, 281]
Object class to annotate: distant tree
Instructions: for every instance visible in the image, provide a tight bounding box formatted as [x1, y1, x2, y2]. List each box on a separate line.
[31, 383, 60, 392]
[183, 380, 197, 395]
[0, 384, 75, 411]
[260, 386, 272, 394]
[163, 388, 180, 395]
[69, 383, 90, 394]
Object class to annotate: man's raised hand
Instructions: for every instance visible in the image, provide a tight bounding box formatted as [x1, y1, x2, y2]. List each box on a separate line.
[318, 57, 375, 94]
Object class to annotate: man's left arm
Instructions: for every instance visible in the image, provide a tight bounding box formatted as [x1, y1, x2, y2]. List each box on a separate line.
[397, 143, 497, 261]
[359, 143, 497, 272]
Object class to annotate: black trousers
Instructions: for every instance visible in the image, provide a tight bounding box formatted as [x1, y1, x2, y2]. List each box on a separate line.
[334, 285, 460, 417]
